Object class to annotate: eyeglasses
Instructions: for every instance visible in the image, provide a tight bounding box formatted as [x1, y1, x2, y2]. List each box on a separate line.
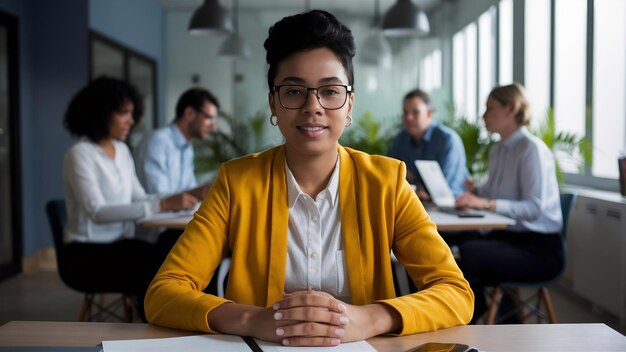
[273, 84, 353, 110]
[195, 109, 216, 120]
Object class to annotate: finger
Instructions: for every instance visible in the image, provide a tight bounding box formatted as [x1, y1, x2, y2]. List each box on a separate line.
[278, 291, 345, 312]
[276, 321, 345, 341]
[274, 306, 349, 326]
[280, 336, 341, 347]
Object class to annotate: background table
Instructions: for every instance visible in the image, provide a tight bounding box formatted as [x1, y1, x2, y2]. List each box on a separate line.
[141, 209, 516, 232]
[1, 321, 625, 351]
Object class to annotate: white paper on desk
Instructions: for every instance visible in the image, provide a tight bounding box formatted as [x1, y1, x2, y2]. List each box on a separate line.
[102, 334, 250, 352]
[255, 339, 377, 352]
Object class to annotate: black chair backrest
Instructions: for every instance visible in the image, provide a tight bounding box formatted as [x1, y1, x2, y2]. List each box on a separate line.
[559, 193, 575, 238]
[45, 199, 67, 257]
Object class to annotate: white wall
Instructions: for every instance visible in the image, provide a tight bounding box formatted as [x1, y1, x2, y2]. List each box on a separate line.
[164, 9, 234, 123]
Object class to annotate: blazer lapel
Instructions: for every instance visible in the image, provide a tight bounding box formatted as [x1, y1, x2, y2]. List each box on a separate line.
[338, 147, 366, 304]
[266, 145, 289, 306]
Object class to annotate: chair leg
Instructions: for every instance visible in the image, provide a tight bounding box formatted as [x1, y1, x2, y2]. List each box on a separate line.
[541, 287, 558, 323]
[485, 287, 502, 324]
[78, 294, 92, 322]
[123, 295, 134, 322]
[509, 288, 526, 323]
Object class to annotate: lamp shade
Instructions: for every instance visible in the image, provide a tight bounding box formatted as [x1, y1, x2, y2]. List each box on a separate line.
[382, 0, 430, 37]
[188, 0, 233, 35]
[359, 31, 393, 68]
[218, 33, 251, 58]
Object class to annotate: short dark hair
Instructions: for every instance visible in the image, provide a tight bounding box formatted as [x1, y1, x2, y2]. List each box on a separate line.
[174, 88, 220, 120]
[64, 76, 143, 142]
[404, 88, 431, 106]
[264, 10, 356, 91]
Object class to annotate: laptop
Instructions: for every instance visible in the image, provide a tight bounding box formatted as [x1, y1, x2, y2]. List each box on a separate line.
[414, 160, 484, 217]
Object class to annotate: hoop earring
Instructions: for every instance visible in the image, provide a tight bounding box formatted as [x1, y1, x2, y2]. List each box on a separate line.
[270, 115, 278, 126]
[345, 114, 352, 127]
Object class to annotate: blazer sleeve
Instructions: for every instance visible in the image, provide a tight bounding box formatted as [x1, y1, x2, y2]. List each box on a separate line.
[144, 163, 232, 333]
[378, 162, 474, 334]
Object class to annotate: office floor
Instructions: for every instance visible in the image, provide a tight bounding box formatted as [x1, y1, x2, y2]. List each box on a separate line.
[0, 269, 624, 335]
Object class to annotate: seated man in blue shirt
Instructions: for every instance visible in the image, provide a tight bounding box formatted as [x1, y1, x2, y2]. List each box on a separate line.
[134, 88, 220, 200]
[387, 88, 468, 199]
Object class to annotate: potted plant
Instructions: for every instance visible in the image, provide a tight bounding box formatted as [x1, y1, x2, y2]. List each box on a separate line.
[339, 112, 399, 155]
[193, 111, 276, 180]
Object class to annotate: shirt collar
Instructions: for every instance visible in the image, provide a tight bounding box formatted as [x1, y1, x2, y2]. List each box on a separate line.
[285, 157, 340, 208]
[501, 126, 527, 150]
[421, 122, 437, 143]
[169, 123, 189, 149]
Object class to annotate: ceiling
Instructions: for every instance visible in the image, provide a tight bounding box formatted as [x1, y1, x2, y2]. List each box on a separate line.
[161, 0, 446, 16]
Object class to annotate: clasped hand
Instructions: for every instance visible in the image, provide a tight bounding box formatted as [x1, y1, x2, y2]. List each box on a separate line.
[250, 290, 372, 347]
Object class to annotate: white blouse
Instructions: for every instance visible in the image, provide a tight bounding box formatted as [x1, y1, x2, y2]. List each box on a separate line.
[284, 159, 351, 303]
[477, 127, 562, 233]
[63, 138, 159, 243]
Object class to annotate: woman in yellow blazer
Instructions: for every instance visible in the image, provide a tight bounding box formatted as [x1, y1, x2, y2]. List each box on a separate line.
[145, 10, 473, 347]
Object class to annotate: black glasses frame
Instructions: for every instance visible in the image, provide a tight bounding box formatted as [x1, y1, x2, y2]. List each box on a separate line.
[195, 109, 216, 120]
[272, 84, 353, 110]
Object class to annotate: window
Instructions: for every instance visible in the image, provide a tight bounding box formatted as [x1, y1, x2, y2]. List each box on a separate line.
[498, 0, 513, 84]
[593, 0, 626, 178]
[478, 7, 496, 115]
[453, 30, 466, 118]
[554, 0, 587, 173]
[444, 0, 626, 188]
[525, 0, 551, 129]
[465, 23, 477, 121]
[90, 32, 157, 149]
[453, 23, 477, 120]
[420, 49, 442, 92]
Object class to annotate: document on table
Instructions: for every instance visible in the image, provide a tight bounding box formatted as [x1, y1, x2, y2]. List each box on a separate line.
[255, 338, 377, 351]
[102, 334, 376, 351]
[102, 335, 250, 352]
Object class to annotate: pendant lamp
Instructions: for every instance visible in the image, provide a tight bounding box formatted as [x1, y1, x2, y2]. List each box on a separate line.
[360, 0, 393, 68]
[218, 0, 250, 57]
[188, 0, 233, 35]
[382, 0, 430, 37]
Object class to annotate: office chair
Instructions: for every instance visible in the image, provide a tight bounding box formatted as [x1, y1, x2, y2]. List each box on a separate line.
[46, 199, 134, 322]
[483, 193, 576, 324]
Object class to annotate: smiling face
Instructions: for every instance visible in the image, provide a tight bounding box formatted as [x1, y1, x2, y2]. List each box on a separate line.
[269, 47, 354, 160]
[108, 99, 135, 141]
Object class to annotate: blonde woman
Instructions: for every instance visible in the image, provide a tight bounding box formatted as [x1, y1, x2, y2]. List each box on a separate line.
[455, 83, 564, 322]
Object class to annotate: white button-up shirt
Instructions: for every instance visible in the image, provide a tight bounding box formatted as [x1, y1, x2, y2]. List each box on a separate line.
[63, 138, 159, 243]
[284, 158, 351, 302]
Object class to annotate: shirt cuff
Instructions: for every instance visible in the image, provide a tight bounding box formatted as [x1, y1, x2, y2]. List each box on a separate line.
[144, 198, 161, 217]
[494, 199, 512, 216]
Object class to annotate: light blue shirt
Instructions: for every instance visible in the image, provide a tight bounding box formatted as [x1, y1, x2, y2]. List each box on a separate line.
[477, 127, 562, 234]
[387, 122, 469, 196]
[134, 124, 197, 197]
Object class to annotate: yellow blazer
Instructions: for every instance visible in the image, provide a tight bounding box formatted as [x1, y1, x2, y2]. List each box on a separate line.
[145, 145, 473, 335]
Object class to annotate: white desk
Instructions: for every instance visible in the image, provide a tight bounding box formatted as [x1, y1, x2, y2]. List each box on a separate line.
[1, 321, 625, 351]
[141, 209, 515, 232]
[428, 209, 516, 231]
